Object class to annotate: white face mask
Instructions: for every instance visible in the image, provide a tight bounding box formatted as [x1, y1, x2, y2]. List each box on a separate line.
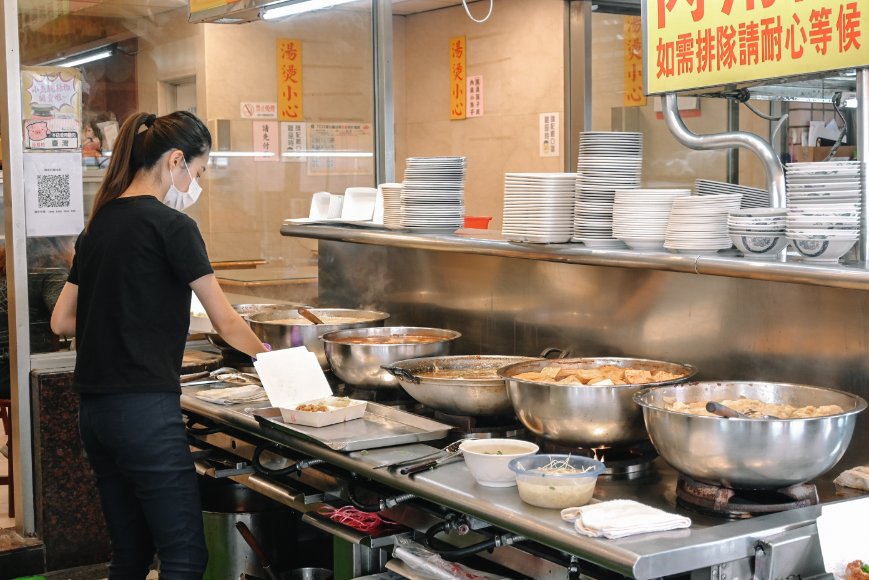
[163, 156, 202, 211]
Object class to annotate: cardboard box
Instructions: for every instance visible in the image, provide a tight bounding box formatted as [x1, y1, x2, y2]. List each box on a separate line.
[279, 396, 367, 427]
[791, 146, 855, 163]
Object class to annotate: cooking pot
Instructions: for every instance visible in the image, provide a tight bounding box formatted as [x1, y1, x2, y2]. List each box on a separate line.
[634, 381, 867, 489]
[321, 326, 461, 389]
[206, 303, 296, 350]
[248, 308, 389, 369]
[382, 349, 566, 416]
[499, 357, 697, 447]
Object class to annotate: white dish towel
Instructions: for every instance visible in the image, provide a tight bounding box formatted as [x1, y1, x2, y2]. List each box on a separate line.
[561, 499, 691, 539]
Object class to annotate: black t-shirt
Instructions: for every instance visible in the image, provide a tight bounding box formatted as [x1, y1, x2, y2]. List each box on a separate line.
[68, 196, 213, 394]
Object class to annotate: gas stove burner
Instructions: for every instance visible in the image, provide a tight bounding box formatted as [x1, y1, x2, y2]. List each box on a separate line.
[675, 474, 819, 519]
[433, 412, 526, 440]
[539, 440, 658, 478]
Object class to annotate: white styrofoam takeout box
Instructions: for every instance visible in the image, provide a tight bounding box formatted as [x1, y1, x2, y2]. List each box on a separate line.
[279, 396, 367, 427]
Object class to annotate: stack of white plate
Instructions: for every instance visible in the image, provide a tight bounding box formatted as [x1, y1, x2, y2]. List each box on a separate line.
[727, 208, 788, 259]
[400, 157, 466, 231]
[664, 193, 743, 253]
[612, 188, 690, 250]
[573, 132, 643, 248]
[785, 161, 862, 208]
[501, 173, 576, 243]
[696, 179, 769, 208]
[379, 182, 403, 229]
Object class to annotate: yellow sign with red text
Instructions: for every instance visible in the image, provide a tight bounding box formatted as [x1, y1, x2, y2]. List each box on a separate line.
[644, 0, 868, 94]
[624, 16, 647, 107]
[277, 39, 304, 121]
[450, 36, 467, 120]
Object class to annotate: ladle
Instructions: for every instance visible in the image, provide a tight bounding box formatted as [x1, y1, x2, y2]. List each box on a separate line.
[297, 307, 324, 325]
[705, 401, 779, 419]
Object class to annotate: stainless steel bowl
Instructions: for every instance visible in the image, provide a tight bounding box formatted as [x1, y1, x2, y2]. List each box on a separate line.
[634, 381, 867, 489]
[205, 303, 294, 350]
[321, 327, 461, 389]
[499, 357, 697, 447]
[248, 308, 390, 369]
[383, 355, 541, 415]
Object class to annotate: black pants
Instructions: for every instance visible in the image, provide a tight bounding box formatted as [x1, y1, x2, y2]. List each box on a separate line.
[79, 392, 208, 580]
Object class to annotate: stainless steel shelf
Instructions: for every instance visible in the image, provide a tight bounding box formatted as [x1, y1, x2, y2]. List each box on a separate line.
[280, 224, 869, 291]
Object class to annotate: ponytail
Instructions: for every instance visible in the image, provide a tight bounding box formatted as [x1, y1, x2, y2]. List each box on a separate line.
[86, 110, 211, 230]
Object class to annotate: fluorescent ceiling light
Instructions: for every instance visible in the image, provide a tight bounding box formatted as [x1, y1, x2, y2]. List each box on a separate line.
[57, 49, 113, 68]
[281, 150, 373, 157]
[262, 0, 358, 20]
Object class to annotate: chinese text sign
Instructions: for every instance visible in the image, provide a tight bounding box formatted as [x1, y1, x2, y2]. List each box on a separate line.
[624, 16, 647, 107]
[450, 36, 467, 120]
[277, 39, 304, 121]
[644, 0, 868, 94]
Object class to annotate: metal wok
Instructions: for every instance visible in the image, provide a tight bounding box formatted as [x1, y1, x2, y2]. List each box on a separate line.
[205, 303, 295, 350]
[382, 354, 546, 416]
[634, 381, 867, 489]
[499, 357, 697, 447]
[248, 308, 389, 369]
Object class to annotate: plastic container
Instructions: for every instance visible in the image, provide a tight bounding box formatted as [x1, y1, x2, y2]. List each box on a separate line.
[508, 454, 605, 509]
[463, 216, 492, 229]
[458, 438, 539, 487]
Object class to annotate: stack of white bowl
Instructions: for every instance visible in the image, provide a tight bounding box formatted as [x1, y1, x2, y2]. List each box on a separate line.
[573, 132, 643, 248]
[612, 188, 690, 250]
[727, 208, 788, 259]
[400, 156, 466, 231]
[785, 161, 862, 262]
[696, 179, 769, 209]
[664, 193, 742, 253]
[379, 183, 404, 229]
[502, 173, 576, 243]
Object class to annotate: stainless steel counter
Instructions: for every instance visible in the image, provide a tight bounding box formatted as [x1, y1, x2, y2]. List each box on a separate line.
[182, 387, 862, 579]
[280, 224, 869, 291]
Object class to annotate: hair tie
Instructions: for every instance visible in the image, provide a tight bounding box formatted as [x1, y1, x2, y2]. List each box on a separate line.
[144, 114, 157, 128]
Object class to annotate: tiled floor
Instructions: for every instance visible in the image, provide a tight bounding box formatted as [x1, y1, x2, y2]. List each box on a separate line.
[1, 434, 13, 528]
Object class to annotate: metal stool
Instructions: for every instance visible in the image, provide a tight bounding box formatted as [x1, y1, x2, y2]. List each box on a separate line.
[0, 399, 13, 518]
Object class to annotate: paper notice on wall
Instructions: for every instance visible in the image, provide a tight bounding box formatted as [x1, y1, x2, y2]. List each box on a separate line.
[23, 151, 84, 237]
[253, 120, 278, 162]
[467, 75, 483, 118]
[280, 121, 307, 163]
[21, 67, 82, 150]
[306, 122, 373, 176]
[539, 113, 559, 157]
[241, 102, 277, 119]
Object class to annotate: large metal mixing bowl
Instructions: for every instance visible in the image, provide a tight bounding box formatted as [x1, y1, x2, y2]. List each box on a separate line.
[248, 308, 389, 369]
[321, 327, 461, 389]
[499, 357, 697, 447]
[634, 381, 867, 489]
[205, 303, 295, 350]
[383, 355, 541, 415]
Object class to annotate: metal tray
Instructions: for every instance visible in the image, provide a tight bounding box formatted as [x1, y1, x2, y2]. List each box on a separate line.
[251, 404, 452, 452]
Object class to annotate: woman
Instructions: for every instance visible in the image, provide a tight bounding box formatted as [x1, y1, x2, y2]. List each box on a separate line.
[51, 111, 268, 580]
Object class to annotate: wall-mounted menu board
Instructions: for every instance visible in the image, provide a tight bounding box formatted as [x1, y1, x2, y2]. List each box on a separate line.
[643, 0, 868, 94]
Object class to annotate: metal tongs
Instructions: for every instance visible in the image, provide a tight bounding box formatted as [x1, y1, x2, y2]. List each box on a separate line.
[374, 439, 466, 476]
[181, 367, 262, 386]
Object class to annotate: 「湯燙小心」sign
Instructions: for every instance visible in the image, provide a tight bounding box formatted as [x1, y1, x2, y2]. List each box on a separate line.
[644, 0, 868, 95]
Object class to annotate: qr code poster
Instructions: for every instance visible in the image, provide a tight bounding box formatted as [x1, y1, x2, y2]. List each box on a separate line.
[23, 152, 84, 237]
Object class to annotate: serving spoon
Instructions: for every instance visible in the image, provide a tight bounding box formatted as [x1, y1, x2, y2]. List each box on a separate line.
[705, 401, 779, 420]
[297, 307, 325, 325]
